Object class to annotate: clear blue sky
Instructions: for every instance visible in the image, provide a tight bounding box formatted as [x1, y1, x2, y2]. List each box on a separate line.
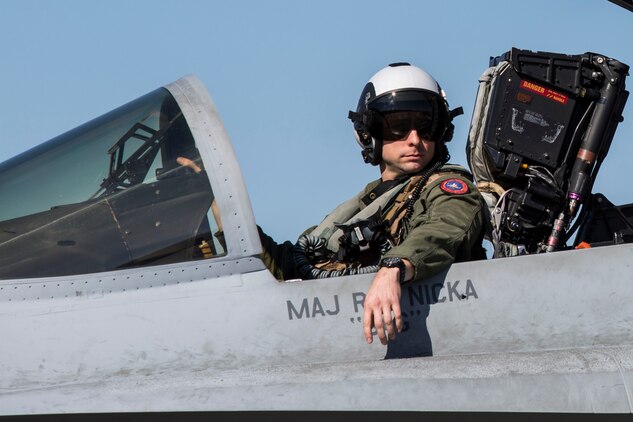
[1, 0, 631, 242]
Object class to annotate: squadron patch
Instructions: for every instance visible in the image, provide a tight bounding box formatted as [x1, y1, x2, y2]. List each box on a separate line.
[440, 179, 469, 195]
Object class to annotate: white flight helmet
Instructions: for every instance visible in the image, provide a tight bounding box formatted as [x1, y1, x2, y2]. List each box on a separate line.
[348, 62, 462, 165]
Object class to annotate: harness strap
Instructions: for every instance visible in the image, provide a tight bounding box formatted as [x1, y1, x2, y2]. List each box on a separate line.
[384, 171, 468, 243]
[360, 178, 402, 206]
[308, 164, 473, 254]
[383, 175, 423, 239]
[308, 181, 408, 253]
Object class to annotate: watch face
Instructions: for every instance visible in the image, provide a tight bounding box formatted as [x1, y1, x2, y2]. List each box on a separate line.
[381, 258, 406, 283]
[382, 257, 402, 267]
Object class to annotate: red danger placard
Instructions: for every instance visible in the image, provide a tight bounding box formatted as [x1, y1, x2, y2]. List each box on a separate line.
[520, 80, 568, 105]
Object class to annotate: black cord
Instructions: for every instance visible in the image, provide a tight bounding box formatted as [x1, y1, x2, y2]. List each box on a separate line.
[400, 145, 450, 224]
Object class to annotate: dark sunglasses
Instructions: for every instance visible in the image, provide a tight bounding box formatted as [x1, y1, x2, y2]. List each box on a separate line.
[370, 111, 436, 142]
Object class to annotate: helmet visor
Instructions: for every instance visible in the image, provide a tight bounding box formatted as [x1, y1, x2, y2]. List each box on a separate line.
[370, 111, 436, 142]
[369, 89, 439, 113]
[367, 90, 443, 141]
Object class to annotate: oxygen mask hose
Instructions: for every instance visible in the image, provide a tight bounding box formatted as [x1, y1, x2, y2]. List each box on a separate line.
[292, 234, 380, 279]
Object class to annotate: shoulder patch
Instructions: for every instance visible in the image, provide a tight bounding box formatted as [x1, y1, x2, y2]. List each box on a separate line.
[440, 178, 470, 195]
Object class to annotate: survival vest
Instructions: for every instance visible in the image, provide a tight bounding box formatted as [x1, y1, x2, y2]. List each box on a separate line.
[292, 164, 473, 279]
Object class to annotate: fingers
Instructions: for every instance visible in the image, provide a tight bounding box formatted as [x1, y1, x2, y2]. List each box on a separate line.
[393, 302, 403, 333]
[382, 306, 396, 344]
[363, 306, 374, 344]
[362, 268, 403, 345]
[364, 305, 403, 345]
[363, 308, 389, 345]
[374, 307, 388, 345]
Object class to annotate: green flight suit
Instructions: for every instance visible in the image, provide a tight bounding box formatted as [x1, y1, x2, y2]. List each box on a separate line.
[259, 163, 486, 281]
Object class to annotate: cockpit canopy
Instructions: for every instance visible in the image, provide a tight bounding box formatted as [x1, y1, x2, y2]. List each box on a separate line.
[0, 87, 225, 279]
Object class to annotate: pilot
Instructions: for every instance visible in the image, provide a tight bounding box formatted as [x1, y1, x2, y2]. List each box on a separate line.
[259, 63, 486, 345]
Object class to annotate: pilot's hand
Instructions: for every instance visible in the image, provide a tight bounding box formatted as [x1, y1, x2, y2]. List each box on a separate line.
[363, 267, 403, 345]
[176, 157, 202, 174]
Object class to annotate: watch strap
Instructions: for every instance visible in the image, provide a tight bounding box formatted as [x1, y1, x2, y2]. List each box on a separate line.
[380, 257, 407, 284]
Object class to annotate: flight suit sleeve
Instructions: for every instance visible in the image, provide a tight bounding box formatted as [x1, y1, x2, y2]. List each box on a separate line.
[382, 175, 485, 281]
[257, 226, 297, 281]
[258, 225, 319, 281]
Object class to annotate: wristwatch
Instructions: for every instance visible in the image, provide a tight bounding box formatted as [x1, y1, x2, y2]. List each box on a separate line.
[380, 257, 407, 284]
